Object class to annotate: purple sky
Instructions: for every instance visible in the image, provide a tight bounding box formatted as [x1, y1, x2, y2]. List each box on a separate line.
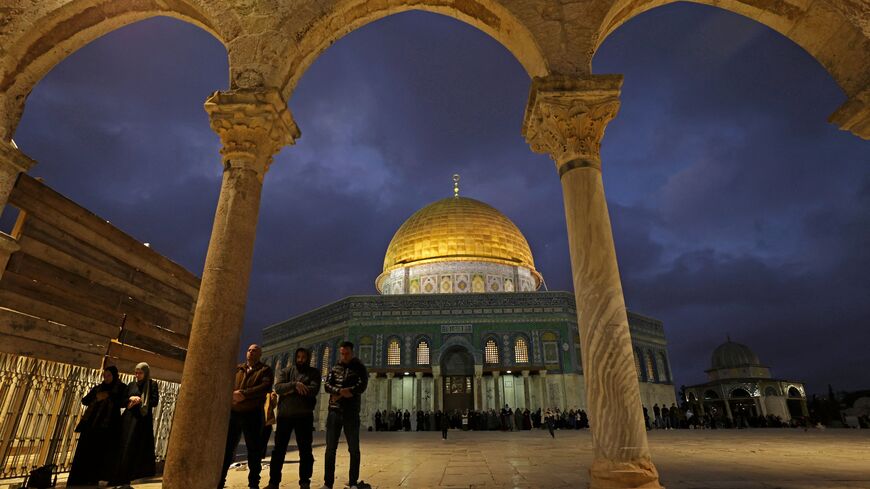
[6, 4, 869, 393]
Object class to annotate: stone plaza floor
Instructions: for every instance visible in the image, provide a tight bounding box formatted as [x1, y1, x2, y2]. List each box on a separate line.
[43, 428, 870, 489]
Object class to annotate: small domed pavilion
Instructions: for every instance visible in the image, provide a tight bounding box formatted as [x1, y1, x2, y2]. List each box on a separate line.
[685, 339, 807, 424]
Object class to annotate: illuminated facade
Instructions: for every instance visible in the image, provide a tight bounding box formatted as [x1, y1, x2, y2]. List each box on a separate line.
[262, 191, 676, 429]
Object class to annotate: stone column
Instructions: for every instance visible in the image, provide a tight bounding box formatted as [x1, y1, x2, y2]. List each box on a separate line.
[474, 365, 483, 410]
[367, 372, 378, 427]
[723, 400, 734, 423]
[0, 140, 35, 278]
[539, 370, 549, 410]
[492, 371, 501, 409]
[432, 366, 442, 411]
[415, 372, 423, 411]
[522, 370, 531, 409]
[385, 372, 394, 410]
[523, 75, 661, 488]
[162, 88, 298, 489]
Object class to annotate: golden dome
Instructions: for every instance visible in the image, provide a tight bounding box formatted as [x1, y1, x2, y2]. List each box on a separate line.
[381, 196, 541, 284]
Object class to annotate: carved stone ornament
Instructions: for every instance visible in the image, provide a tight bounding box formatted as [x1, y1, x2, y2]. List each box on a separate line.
[522, 75, 623, 172]
[204, 88, 300, 179]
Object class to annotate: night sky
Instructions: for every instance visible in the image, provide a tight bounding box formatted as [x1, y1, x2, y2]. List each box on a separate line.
[6, 4, 868, 393]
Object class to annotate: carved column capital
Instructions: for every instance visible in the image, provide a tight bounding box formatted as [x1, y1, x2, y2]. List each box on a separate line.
[522, 75, 622, 175]
[521, 370, 530, 378]
[415, 371, 424, 379]
[386, 372, 395, 379]
[204, 88, 300, 180]
[829, 86, 870, 140]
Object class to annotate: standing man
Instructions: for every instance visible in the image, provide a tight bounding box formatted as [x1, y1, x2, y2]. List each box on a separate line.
[219, 344, 273, 489]
[321, 341, 368, 489]
[266, 348, 321, 489]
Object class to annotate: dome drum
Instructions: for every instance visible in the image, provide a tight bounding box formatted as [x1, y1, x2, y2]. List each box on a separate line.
[377, 260, 537, 294]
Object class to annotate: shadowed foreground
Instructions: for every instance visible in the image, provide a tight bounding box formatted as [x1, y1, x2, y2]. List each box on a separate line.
[49, 429, 870, 488]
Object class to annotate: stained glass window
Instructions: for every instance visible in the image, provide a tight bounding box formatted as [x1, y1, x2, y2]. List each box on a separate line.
[514, 338, 529, 363]
[387, 339, 401, 366]
[416, 340, 430, 365]
[485, 338, 499, 364]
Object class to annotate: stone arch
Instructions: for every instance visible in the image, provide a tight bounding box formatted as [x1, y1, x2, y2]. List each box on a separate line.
[0, 0, 238, 140]
[730, 388, 751, 399]
[592, 0, 870, 138]
[436, 335, 483, 366]
[272, 0, 551, 101]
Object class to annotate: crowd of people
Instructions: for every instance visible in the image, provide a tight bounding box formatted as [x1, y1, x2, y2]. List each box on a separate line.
[67, 362, 160, 488]
[642, 402, 802, 430]
[371, 406, 590, 432]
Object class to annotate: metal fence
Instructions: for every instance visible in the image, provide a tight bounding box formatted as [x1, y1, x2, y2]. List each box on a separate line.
[0, 353, 179, 479]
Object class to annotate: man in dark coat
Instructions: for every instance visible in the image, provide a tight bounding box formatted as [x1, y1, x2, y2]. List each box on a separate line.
[321, 341, 368, 489]
[219, 344, 273, 489]
[265, 348, 320, 489]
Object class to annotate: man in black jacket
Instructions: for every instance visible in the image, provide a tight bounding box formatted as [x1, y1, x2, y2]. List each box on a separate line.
[265, 348, 321, 489]
[320, 341, 368, 489]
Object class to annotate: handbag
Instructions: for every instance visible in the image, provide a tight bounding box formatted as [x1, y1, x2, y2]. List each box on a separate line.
[21, 464, 56, 488]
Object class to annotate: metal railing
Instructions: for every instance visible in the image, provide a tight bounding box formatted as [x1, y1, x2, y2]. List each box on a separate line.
[0, 353, 179, 479]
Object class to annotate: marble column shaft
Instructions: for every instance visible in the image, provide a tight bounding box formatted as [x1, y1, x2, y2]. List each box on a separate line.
[386, 372, 394, 410]
[162, 88, 298, 489]
[522, 370, 531, 409]
[415, 372, 423, 411]
[523, 74, 661, 489]
[492, 372, 501, 409]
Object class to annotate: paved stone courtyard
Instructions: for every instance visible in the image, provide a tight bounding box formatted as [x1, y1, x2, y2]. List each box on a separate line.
[41, 429, 870, 489]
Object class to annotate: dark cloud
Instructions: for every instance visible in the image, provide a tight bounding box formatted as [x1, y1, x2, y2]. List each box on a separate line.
[8, 4, 869, 393]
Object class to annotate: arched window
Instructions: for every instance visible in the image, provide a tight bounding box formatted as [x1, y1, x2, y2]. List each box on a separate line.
[645, 350, 657, 382]
[416, 339, 430, 365]
[484, 338, 499, 364]
[387, 338, 401, 366]
[514, 337, 529, 363]
[634, 349, 643, 380]
[321, 346, 331, 377]
[731, 388, 751, 398]
[657, 352, 669, 383]
[788, 386, 802, 398]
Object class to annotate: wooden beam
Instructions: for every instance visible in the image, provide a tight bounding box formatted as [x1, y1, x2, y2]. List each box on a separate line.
[17, 234, 195, 318]
[0, 307, 107, 355]
[5, 253, 192, 334]
[107, 342, 184, 374]
[8, 175, 200, 295]
[0, 331, 103, 369]
[0, 288, 120, 338]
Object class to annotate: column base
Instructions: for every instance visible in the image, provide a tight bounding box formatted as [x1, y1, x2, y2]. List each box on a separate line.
[589, 457, 663, 489]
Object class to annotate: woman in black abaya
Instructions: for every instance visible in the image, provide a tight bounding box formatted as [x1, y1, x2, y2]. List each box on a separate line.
[67, 365, 126, 487]
[110, 362, 159, 486]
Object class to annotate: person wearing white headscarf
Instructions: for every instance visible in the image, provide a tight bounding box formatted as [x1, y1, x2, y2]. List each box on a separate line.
[110, 362, 159, 487]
